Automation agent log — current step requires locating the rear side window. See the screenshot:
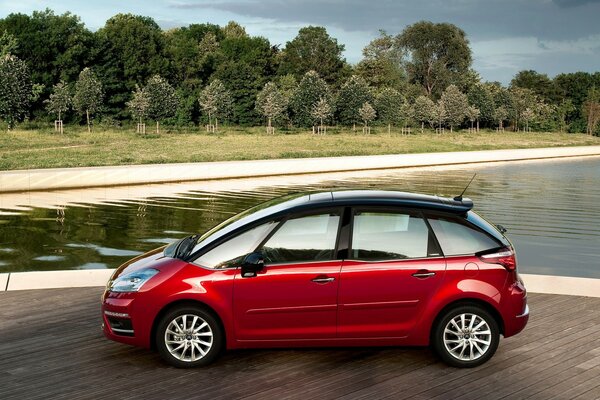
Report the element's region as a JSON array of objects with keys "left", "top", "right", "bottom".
[
  {"left": 351, "top": 212, "right": 430, "bottom": 260},
  {"left": 428, "top": 216, "right": 501, "bottom": 256},
  {"left": 261, "top": 212, "right": 340, "bottom": 264}
]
